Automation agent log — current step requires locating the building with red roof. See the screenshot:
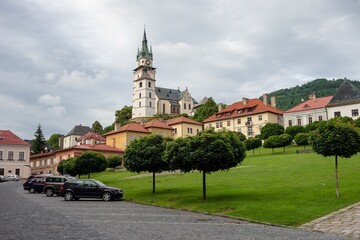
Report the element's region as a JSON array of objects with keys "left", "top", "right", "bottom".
[
  {"left": 167, "top": 116, "right": 203, "bottom": 138},
  {"left": 77, "top": 132, "right": 106, "bottom": 145},
  {"left": 283, "top": 94, "right": 332, "bottom": 128},
  {"left": 0, "top": 130, "right": 31, "bottom": 178},
  {"left": 203, "top": 97, "right": 283, "bottom": 138}
]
